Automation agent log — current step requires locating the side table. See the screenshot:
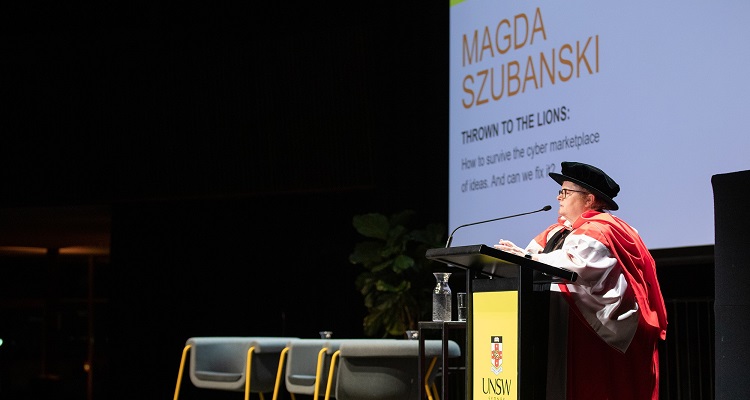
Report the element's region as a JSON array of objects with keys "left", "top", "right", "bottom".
[{"left": 418, "top": 321, "right": 466, "bottom": 400}]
